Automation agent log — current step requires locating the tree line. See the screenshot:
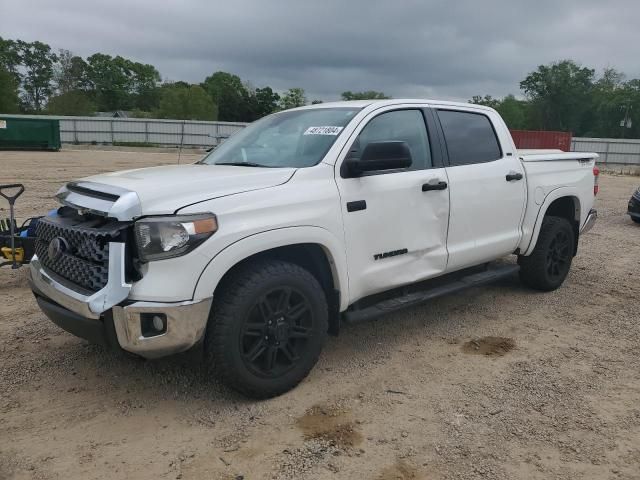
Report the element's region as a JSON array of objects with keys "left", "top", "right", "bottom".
[
  {"left": 471, "top": 60, "right": 640, "bottom": 138},
  {"left": 0, "top": 37, "right": 390, "bottom": 122},
  {"left": 1, "top": 37, "right": 638, "bottom": 138}
]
